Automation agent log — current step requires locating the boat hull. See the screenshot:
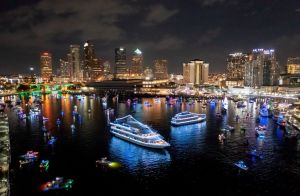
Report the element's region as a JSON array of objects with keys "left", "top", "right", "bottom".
[
  {"left": 110, "top": 130, "right": 169, "bottom": 149},
  {"left": 171, "top": 118, "right": 205, "bottom": 126}
]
